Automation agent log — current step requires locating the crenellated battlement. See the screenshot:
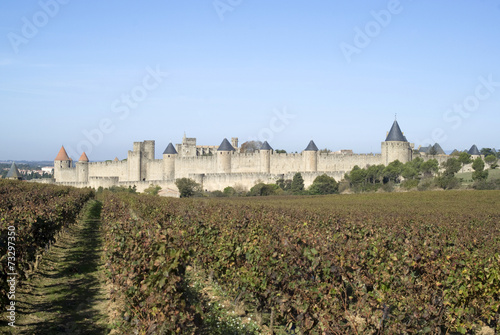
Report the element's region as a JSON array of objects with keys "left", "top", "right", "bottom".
[{"left": 52, "top": 120, "right": 425, "bottom": 194}]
